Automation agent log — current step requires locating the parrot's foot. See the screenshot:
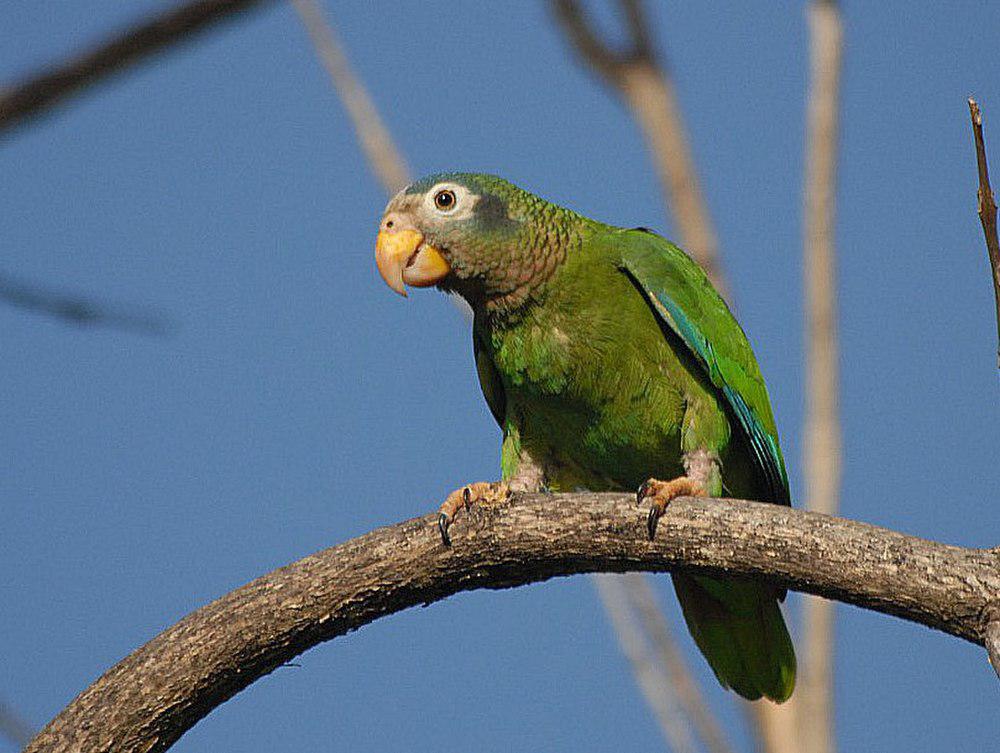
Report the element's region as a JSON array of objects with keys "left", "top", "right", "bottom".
[
  {"left": 637, "top": 476, "right": 705, "bottom": 541},
  {"left": 437, "top": 481, "right": 510, "bottom": 546}
]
